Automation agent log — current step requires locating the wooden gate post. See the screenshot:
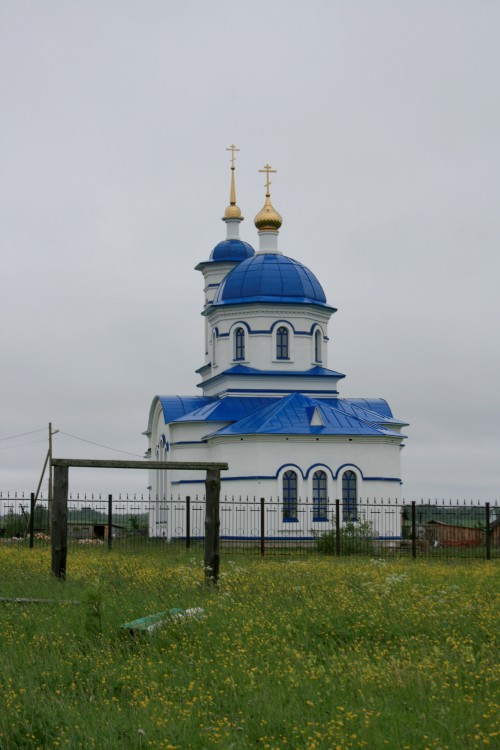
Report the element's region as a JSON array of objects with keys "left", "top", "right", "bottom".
[
  {"left": 107, "top": 494, "right": 113, "bottom": 551},
  {"left": 335, "top": 498, "right": 341, "bottom": 556},
  {"left": 411, "top": 501, "right": 417, "bottom": 559},
  {"left": 204, "top": 469, "right": 221, "bottom": 583},
  {"left": 485, "top": 502, "right": 491, "bottom": 561},
  {"left": 51, "top": 464, "right": 69, "bottom": 579},
  {"left": 260, "top": 497, "right": 265, "bottom": 556},
  {"left": 29, "top": 492, "right": 35, "bottom": 549},
  {"left": 186, "top": 496, "right": 191, "bottom": 550}
]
